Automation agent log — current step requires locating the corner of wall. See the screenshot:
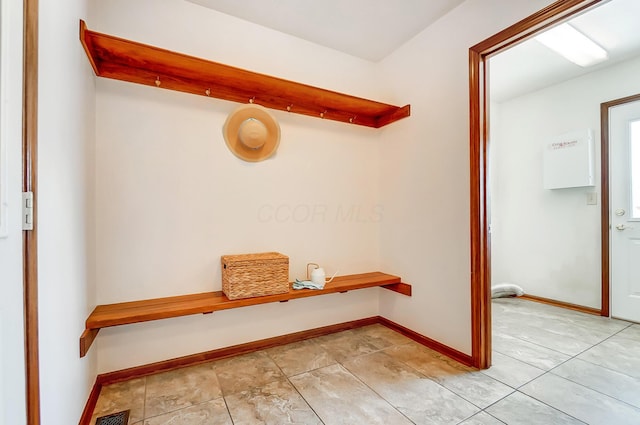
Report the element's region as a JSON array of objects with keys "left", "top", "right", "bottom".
[{"left": 38, "top": 0, "right": 98, "bottom": 423}]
